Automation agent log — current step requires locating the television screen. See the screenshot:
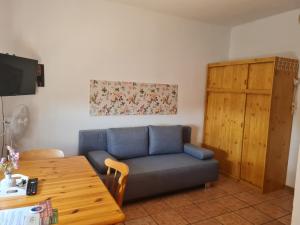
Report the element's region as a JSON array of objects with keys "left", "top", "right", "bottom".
[{"left": 0, "top": 54, "right": 38, "bottom": 96}]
